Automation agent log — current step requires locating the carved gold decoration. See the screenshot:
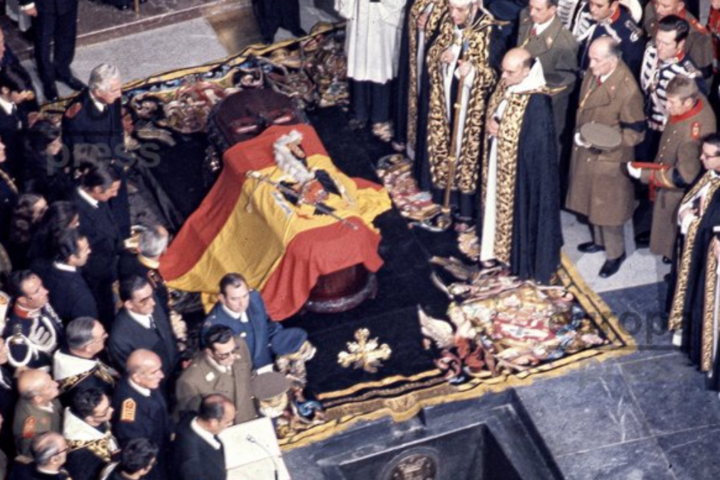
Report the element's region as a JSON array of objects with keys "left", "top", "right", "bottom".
[
  {"left": 480, "top": 85, "right": 532, "bottom": 265},
  {"left": 338, "top": 329, "right": 392, "bottom": 373},
  {"left": 427, "top": 12, "right": 498, "bottom": 194},
  {"left": 388, "top": 453, "right": 438, "bottom": 480}
]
